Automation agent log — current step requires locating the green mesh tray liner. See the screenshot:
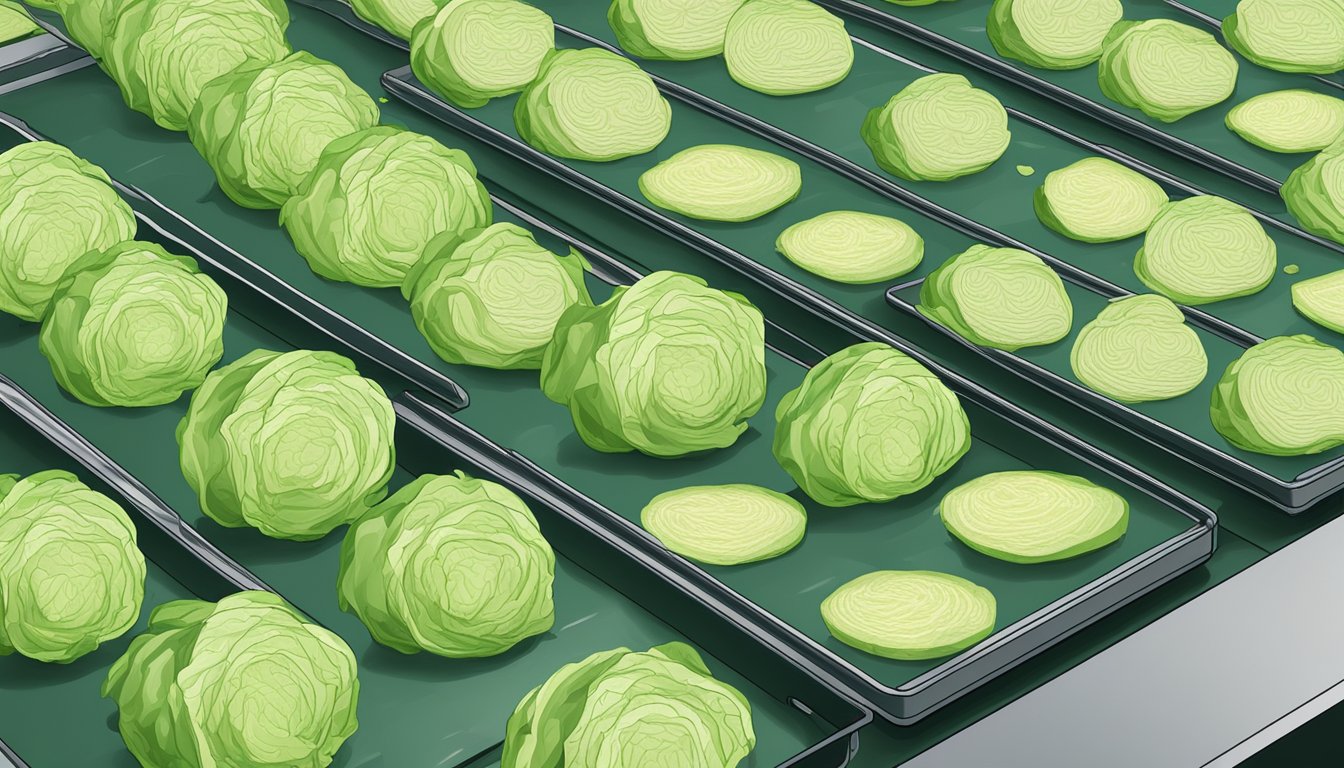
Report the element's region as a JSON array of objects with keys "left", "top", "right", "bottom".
[{"left": 813, "top": 0, "right": 1339, "bottom": 194}]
